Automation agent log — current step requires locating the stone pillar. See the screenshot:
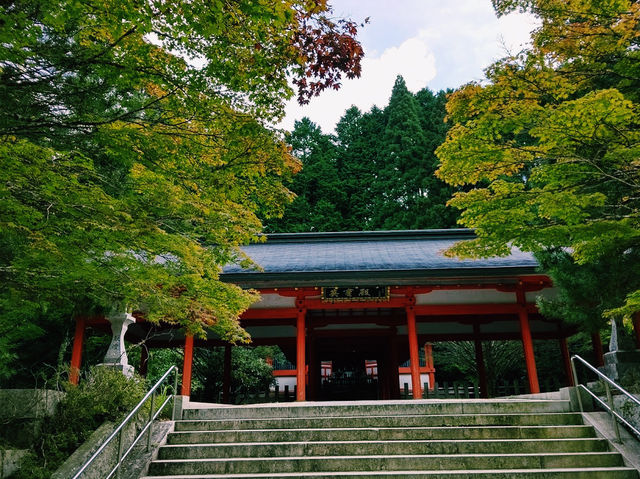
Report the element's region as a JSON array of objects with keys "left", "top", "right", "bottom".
[
  {"left": 98, "top": 308, "right": 135, "bottom": 377},
  {"left": 600, "top": 317, "right": 640, "bottom": 381}
]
